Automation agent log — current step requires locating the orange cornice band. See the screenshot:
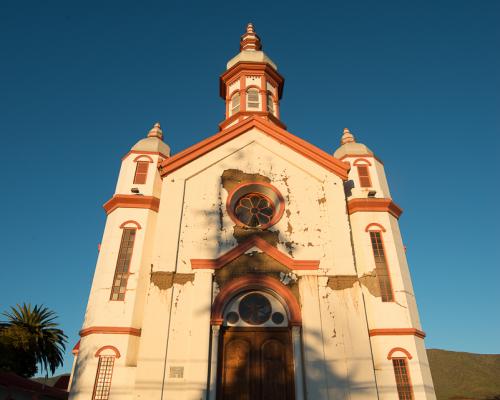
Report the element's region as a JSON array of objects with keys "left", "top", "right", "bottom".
[
  {"left": 79, "top": 326, "right": 142, "bottom": 337},
  {"left": 160, "top": 117, "right": 350, "bottom": 180},
  {"left": 220, "top": 62, "right": 284, "bottom": 99},
  {"left": 347, "top": 198, "right": 403, "bottom": 219},
  {"left": 191, "top": 236, "right": 319, "bottom": 271},
  {"left": 103, "top": 195, "right": 160, "bottom": 215},
  {"left": 369, "top": 328, "right": 426, "bottom": 339}
]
